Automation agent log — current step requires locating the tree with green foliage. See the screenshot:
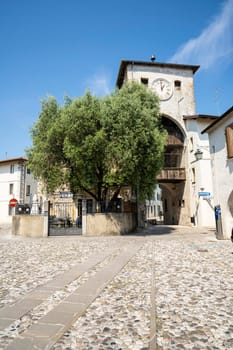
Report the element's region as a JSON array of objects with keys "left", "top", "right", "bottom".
[{"left": 27, "top": 82, "right": 167, "bottom": 211}]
